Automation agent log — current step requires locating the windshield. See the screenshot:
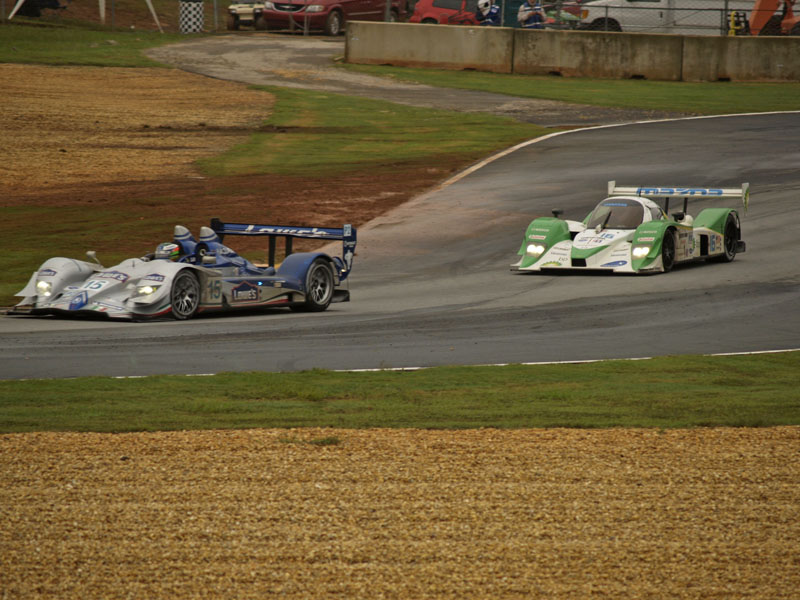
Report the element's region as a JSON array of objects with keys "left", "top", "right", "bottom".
[{"left": 586, "top": 200, "right": 645, "bottom": 230}]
